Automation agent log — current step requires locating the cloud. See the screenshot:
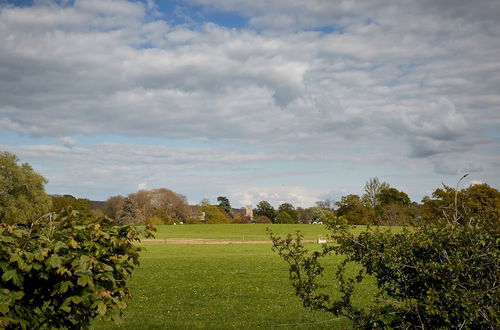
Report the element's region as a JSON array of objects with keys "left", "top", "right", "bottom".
[
  {"left": 59, "top": 136, "right": 77, "bottom": 148},
  {"left": 0, "top": 0, "right": 499, "bottom": 202}
]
